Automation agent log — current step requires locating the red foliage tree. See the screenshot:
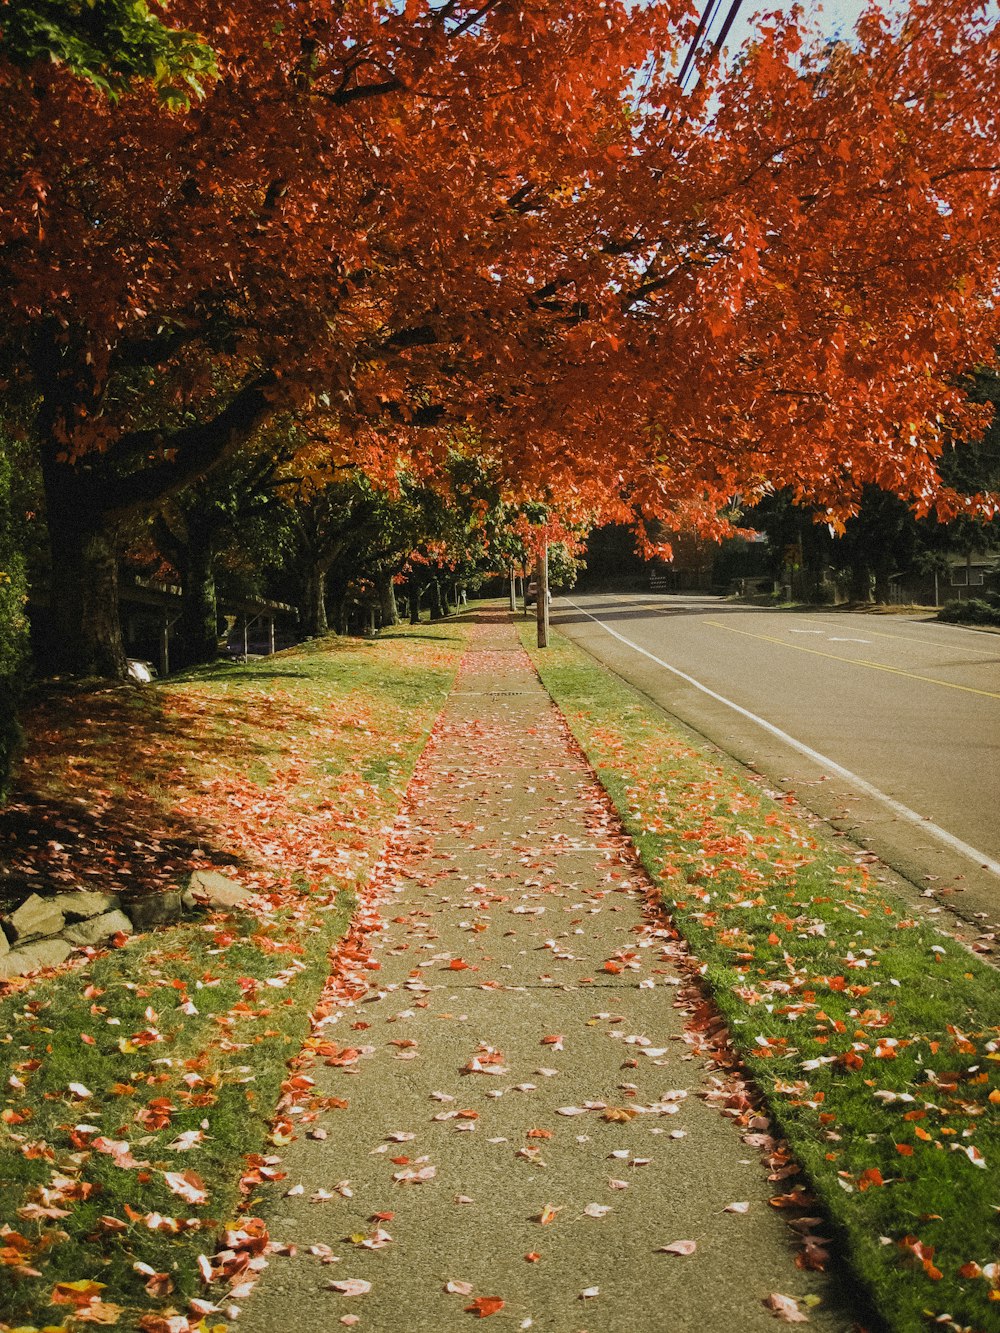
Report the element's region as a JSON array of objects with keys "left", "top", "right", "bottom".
[{"left": 1, "top": 0, "right": 997, "bottom": 674}]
